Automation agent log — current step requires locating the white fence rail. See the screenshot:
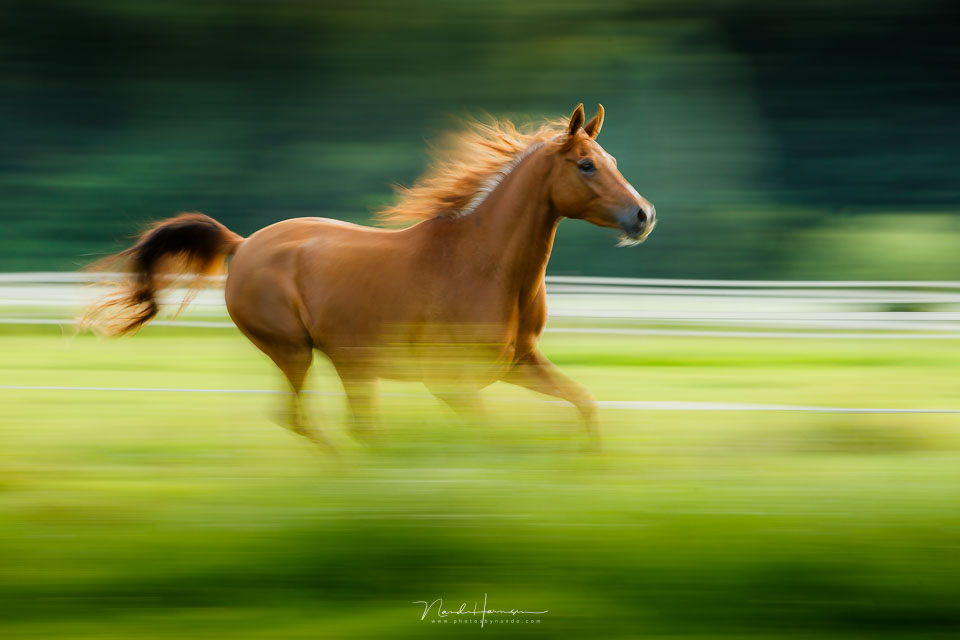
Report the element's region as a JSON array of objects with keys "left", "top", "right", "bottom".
[{"left": 2, "top": 273, "right": 960, "bottom": 337}]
